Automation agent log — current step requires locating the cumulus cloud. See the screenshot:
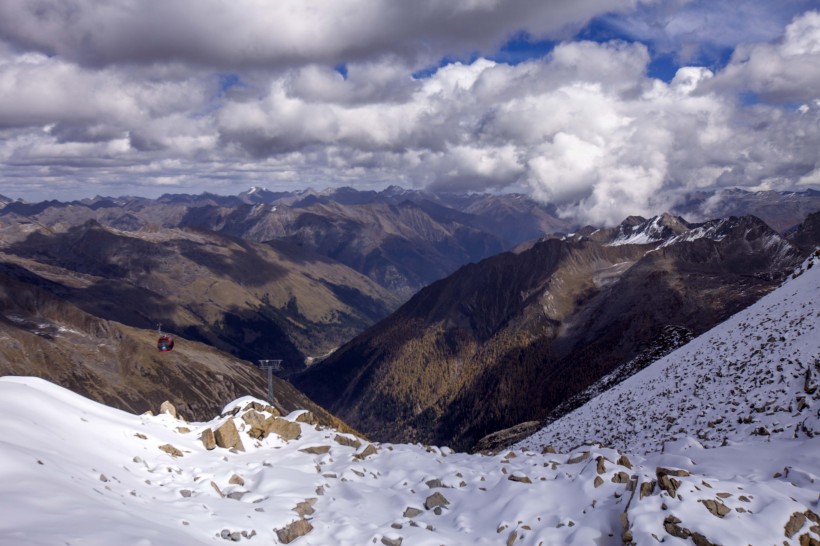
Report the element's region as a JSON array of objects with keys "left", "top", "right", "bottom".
[
  {"left": 0, "top": 0, "right": 634, "bottom": 69},
  {"left": 0, "top": 2, "right": 818, "bottom": 225},
  {"left": 707, "top": 10, "right": 820, "bottom": 103},
  {"left": 212, "top": 36, "right": 819, "bottom": 224},
  {"left": 600, "top": 0, "right": 814, "bottom": 64}
]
